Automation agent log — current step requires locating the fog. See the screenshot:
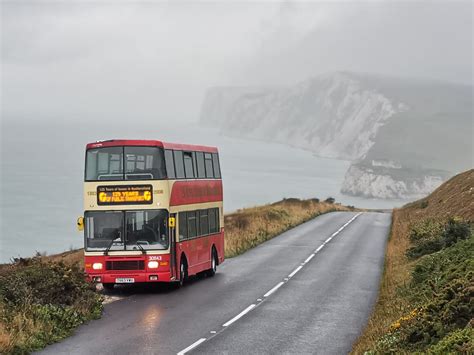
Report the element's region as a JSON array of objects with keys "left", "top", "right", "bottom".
[{"left": 1, "top": 0, "right": 472, "bottom": 124}]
